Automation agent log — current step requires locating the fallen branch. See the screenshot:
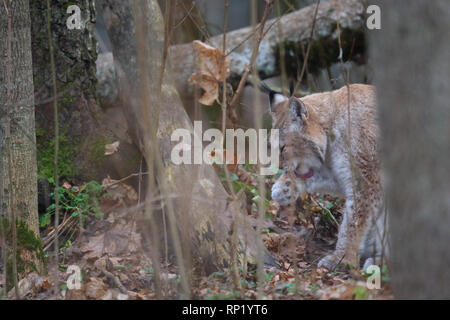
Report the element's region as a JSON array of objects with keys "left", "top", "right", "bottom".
[
  {"left": 96, "top": 0, "right": 365, "bottom": 104},
  {"left": 42, "top": 216, "right": 78, "bottom": 252},
  {"left": 98, "top": 267, "right": 128, "bottom": 294}
]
